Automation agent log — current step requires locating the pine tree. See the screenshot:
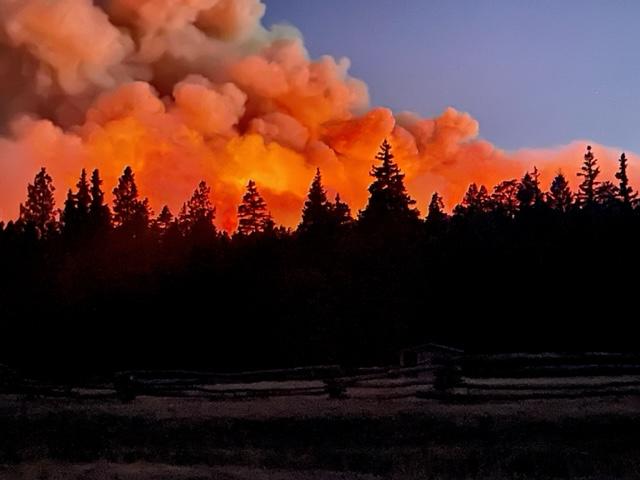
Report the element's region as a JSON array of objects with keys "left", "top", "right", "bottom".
[
  {"left": 112, "top": 166, "right": 151, "bottom": 230},
  {"left": 179, "top": 180, "right": 216, "bottom": 235},
  {"left": 61, "top": 188, "right": 79, "bottom": 234},
  {"left": 76, "top": 168, "right": 91, "bottom": 222},
  {"left": 62, "top": 169, "right": 93, "bottom": 237},
  {"left": 548, "top": 172, "right": 573, "bottom": 213},
  {"left": 454, "top": 183, "right": 491, "bottom": 217},
  {"left": 576, "top": 145, "right": 600, "bottom": 207},
  {"left": 517, "top": 167, "right": 543, "bottom": 209},
  {"left": 615, "top": 152, "right": 637, "bottom": 208},
  {"left": 19, "top": 167, "right": 57, "bottom": 236},
  {"left": 359, "top": 139, "right": 419, "bottom": 225},
  {"left": 153, "top": 205, "right": 174, "bottom": 234},
  {"left": 89, "top": 169, "right": 112, "bottom": 232},
  {"left": 330, "top": 193, "right": 353, "bottom": 229},
  {"left": 426, "top": 192, "right": 447, "bottom": 224},
  {"left": 298, "top": 168, "right": 332, "bottom": 235},
  {"left": 491, "top": 179, "right": 520, "bottom": 217},
  {"left": 237, "top": 180, "right": 273, "bottom": 235},
  {"left": 595, "top": 181, "right": 619, "bottom": 207}
]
